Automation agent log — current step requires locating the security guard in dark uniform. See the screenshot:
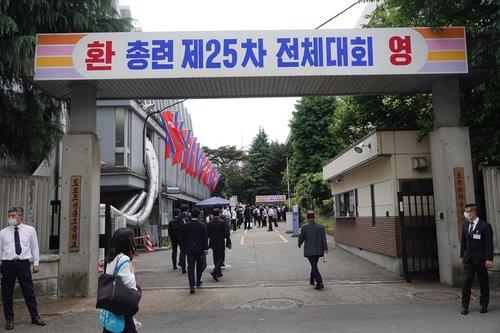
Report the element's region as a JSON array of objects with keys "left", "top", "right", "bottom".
[{"left": 460, "top": 203, "right": 494, "bottom": 315}]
